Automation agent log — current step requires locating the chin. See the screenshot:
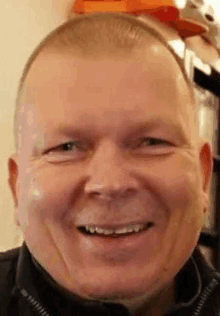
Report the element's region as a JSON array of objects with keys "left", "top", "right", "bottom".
[{"left": 76, "top": 276, "right": 155, "bottom": 303}]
